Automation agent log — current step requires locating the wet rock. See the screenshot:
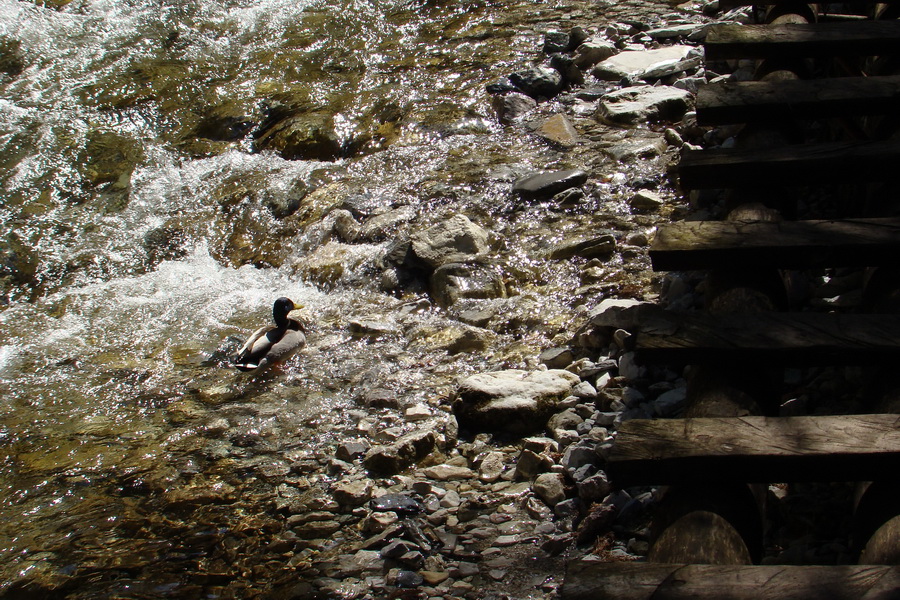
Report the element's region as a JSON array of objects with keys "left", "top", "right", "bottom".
[
  {"left": 143, "top": 226, "right": 188, "bottom": 266},
  {"left": 492, "top": 92, "right": 538, "bottom": 124},
  {"left": 429, "top": 262, "right": 506, "bottom": 308},
  {"left": 356, "top": 205, "right": 416, "bottom": 242},
  {"left": 535, "top": 113, "right": 579, "bottom": 148},
  {"left": 255, "top": 111, "right": 343, "bottom": 161},
  {"left": 453, "top": 369, "right": 581, "bottom": 434},
  {"left": 395, "top": 570, "right": 424, "bottom": 588},
  {"left": 0, "top": 233, "right": 38, "bottom": 286},
  {"left": 574, "top": 38, "right": 616, "bottom": 69},
  {"left": 549, "top": 234, "right": 616, "bottom": 260},
  {"left": 370, "top": 493, "right": 424, "bottom": 516},
  {"left": 513, "top": 169, "right": 588, "bottom": 201},
  {"left": 606, "top": 136, "right": 667, "bottom": 162},
  {"left": 336, "top": 440, "right": 370, "bottom": 462},
  {"left": 509, "top": 65, "right": 564, "bottom": 99},
  {"left": 597, "top": 85, "right": 693, "bottom": 126},
  {"left": 562, "top": 442, "right": 602, "bottom": 474},
  {"left": 0, "top": 37, "right": 25, "bottom": 78},
  {"left": 630, "top": 189, "right": 664, "bottom": 213},
  {"left": 195, "top": 102, "right": 256, "bottom": 142},
  {"left": 363, "top": 430, "right": 436, "bottom": 476},
  {"left": 550, "top": 54, "right": 584, "bottom": 86},
  {"left": 421, "top": 570, "right": 450, "bottom": 585},
  {"left": 361, "top": 388, "right": 401, "bottom": 409},
  {"left": 540, "top": 347, "right": 574, "bottom": 369},
  {"left": 533, "top": 472, "right": 566, "bottom": 507},
  {"left": 543, "top": 31, "right": 572, "bottom": 54},
  {"left": 478, "top": 451, "right": 507, "bottom": 483},
  {"left": 423, "top": 463, "right": 475, "bottom": 481},
  {"left": 411, "top": 214, "right": 489, "bottom": 268},
  {"left": 515, "top": 449, "right": 554, "bottom": 480},
  {"left": 591, "top": 45, "right": 696, "bottom": 81},
  {"left": 332, "top": 478, "right": 374, "bottom": 506},
  {"left": 80, "top": 130, "right": 143, "bottom": 192},
  {"left": 404, "top": 404, "right": 432, "bottom": 421}
]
